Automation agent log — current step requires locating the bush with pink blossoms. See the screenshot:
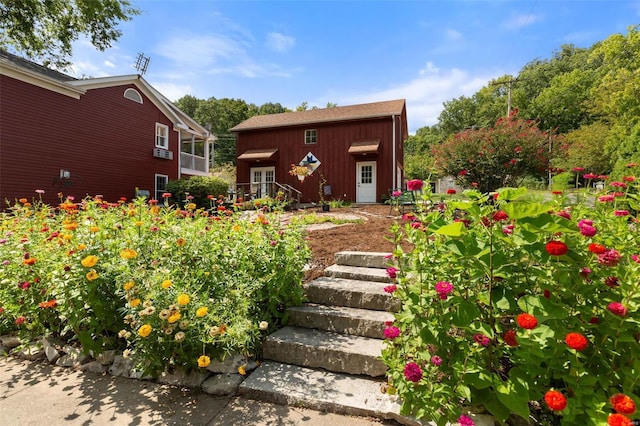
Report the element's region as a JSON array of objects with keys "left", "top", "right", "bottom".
[{"left": 382, "top": 182, "right": 639, "bottom": 425}]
